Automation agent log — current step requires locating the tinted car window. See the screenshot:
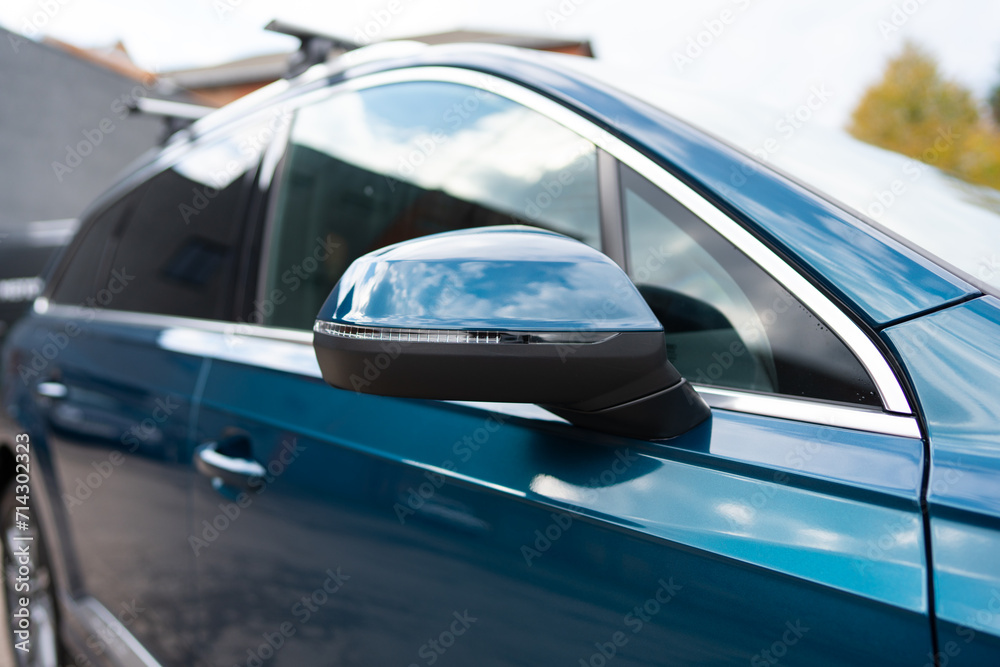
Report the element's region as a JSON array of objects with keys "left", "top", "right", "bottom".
[
  {"left": 49, "top": 186, "right": 145, "bottom": 306},
  {"left": 261, "top": 81, "right": 601, "bottom": 329},
  {"left": 102, "top": 128, "right": 268, "bottom": 320},
  {"left": 622, "top": 164, "right": 880, "bottom": 407},
  {"left": 51, "top": 121, "right": 271, "bottom": 319}
]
